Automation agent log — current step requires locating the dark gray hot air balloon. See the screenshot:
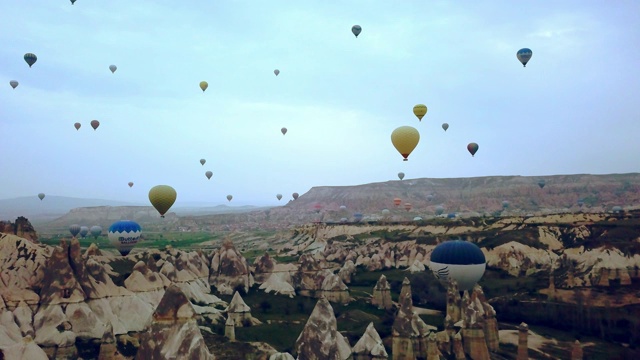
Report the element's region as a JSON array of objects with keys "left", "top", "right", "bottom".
[
  {"left": 69, "top": 224, "right": 81, "bottom": 238},
  {"left": 352, "top": 25, "right": 362, "bottom": 38},
  {"left": 79, "top": 226, "right": 89, "bottom": 238},
  {"left": 90, "top": 226, "right": 102, "bottom": 239}
]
